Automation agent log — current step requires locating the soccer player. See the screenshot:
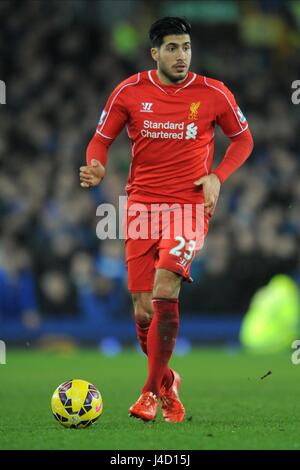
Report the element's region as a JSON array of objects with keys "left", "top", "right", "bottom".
[{"left": 80, "top": 17, "right": 253, "bottom": 422}]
